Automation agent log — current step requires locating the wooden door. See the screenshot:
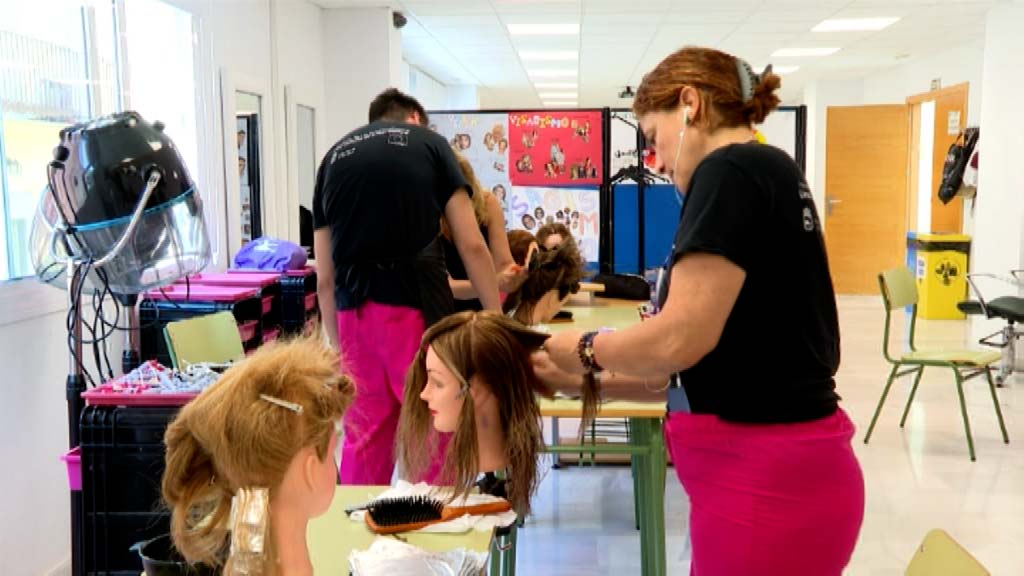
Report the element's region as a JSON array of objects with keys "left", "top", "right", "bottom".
[
  {"left": 824, "top": 105, "right": 910, "bottom": 294},
  {"left": 925, "top": 84, "right": 968, "bottom": 233}
]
